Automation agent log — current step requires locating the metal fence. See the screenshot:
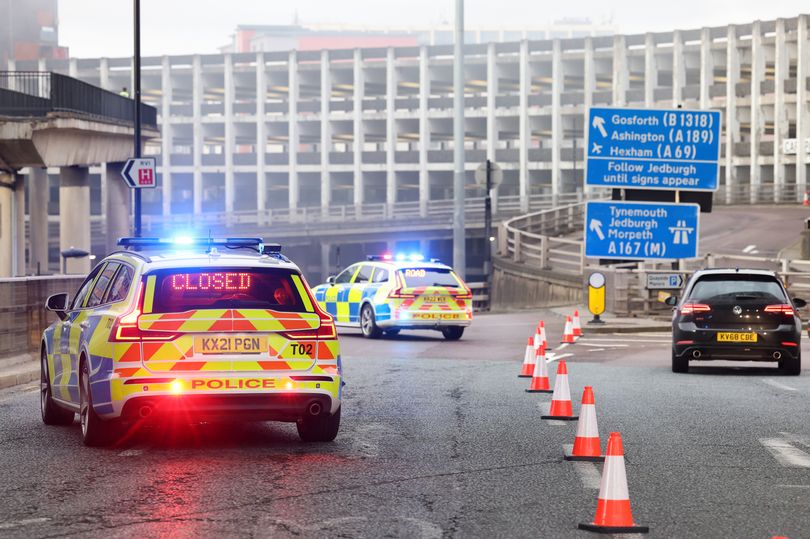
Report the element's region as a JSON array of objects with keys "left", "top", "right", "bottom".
[{"left": 0, "top": 71, "right": 157, "bottom": 128}]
